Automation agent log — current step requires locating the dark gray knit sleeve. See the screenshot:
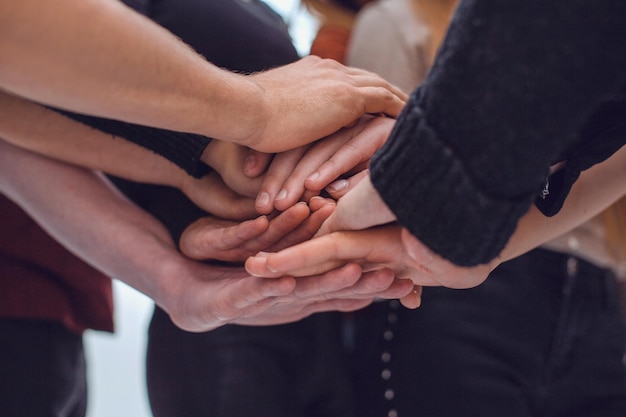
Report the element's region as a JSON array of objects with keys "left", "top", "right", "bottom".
[
  {"left": 370, "top": 95, "right": 534, "bottom": 267},
  {"left": 370, "top": 0, "right": 626, "bottom": 266},
  {"left": 56, "top": 110, "right": 212, "bottom": 178}
]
